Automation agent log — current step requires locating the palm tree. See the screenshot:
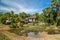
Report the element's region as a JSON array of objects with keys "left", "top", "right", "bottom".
[
  {"left": 51, "top": 0, "right": 60, "bottom": 25},
  {"left": 43, "top": 7, "right": 53, "bottom": 25}
]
